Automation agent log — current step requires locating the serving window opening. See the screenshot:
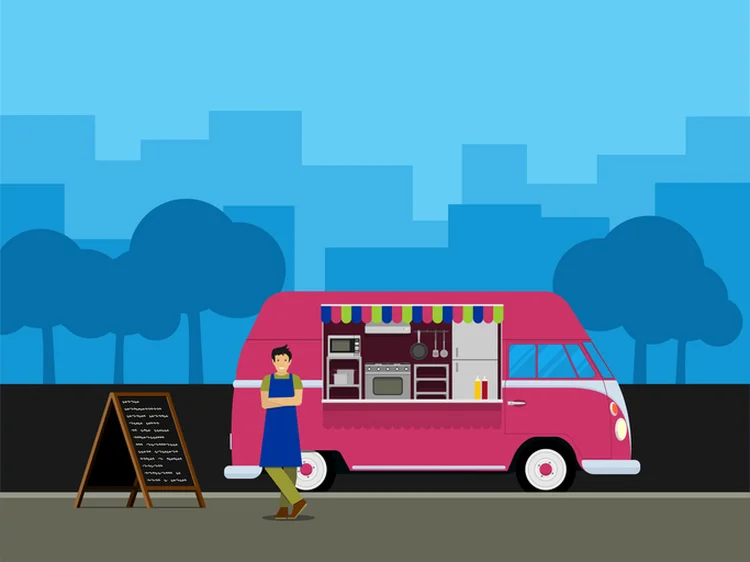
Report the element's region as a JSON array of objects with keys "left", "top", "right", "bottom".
[{"left": 321, "top": 304, "right": 503, "bottom": 403}]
